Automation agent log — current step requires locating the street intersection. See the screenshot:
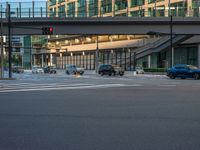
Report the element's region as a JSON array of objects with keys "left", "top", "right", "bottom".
[{"left": 0, "top": 71, "right": 200, "bottom": 150}]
